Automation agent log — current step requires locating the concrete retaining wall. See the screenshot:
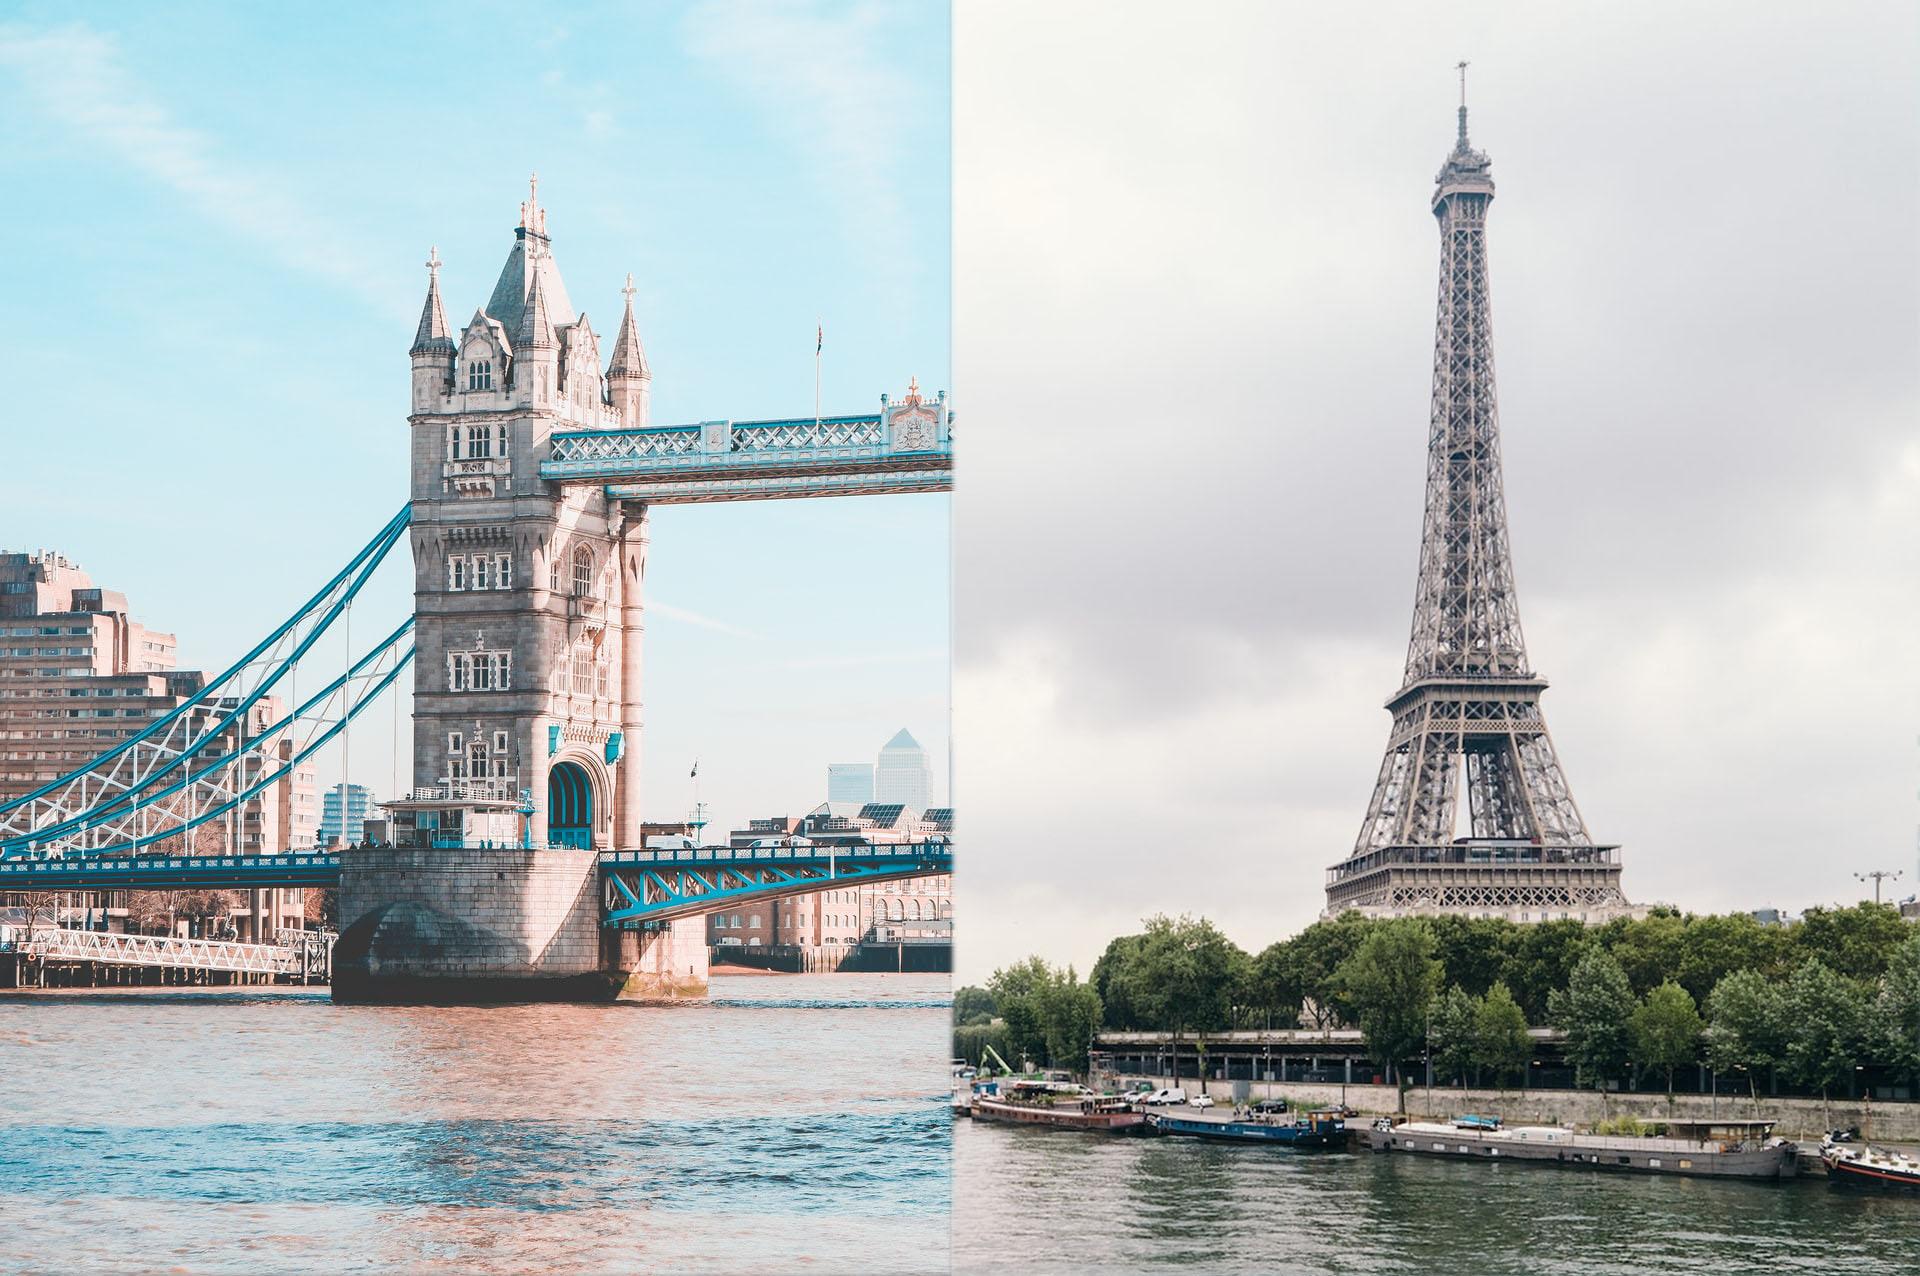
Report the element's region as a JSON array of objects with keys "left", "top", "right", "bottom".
[{"left": 1122, "top": 1075, "right": 1920, "bottom": 1142}]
